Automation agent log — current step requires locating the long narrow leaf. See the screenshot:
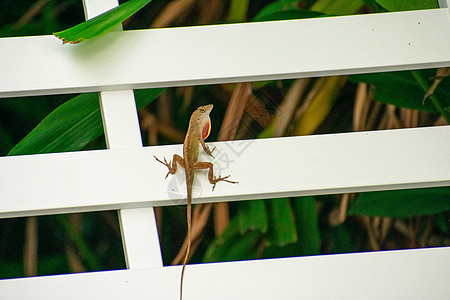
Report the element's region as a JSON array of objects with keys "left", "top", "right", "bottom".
[
  {"left": 53, "top": 0, "right": 152, "bottom": 44},
  {"left": 265, "top": 198, "right": 298, "bottom": 247},
  {"left": 294, "top": 196, "right": 321, "bottom": 255},
  {"left": 8, "top": 88, "right": 165, "bottom": 156},
  {"left": 203, "top": 216, "right": 261, "bottom": 263},
  {"left": 238, "top": 200, "right": 268, "bottom": 234}
]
